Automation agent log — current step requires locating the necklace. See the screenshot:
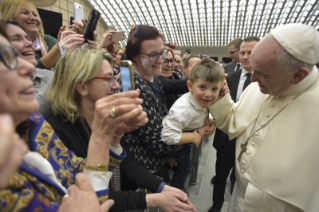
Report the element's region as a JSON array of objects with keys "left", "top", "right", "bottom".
[{"left": 237, "top": 74, "right": 319, "bottom": 161}]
